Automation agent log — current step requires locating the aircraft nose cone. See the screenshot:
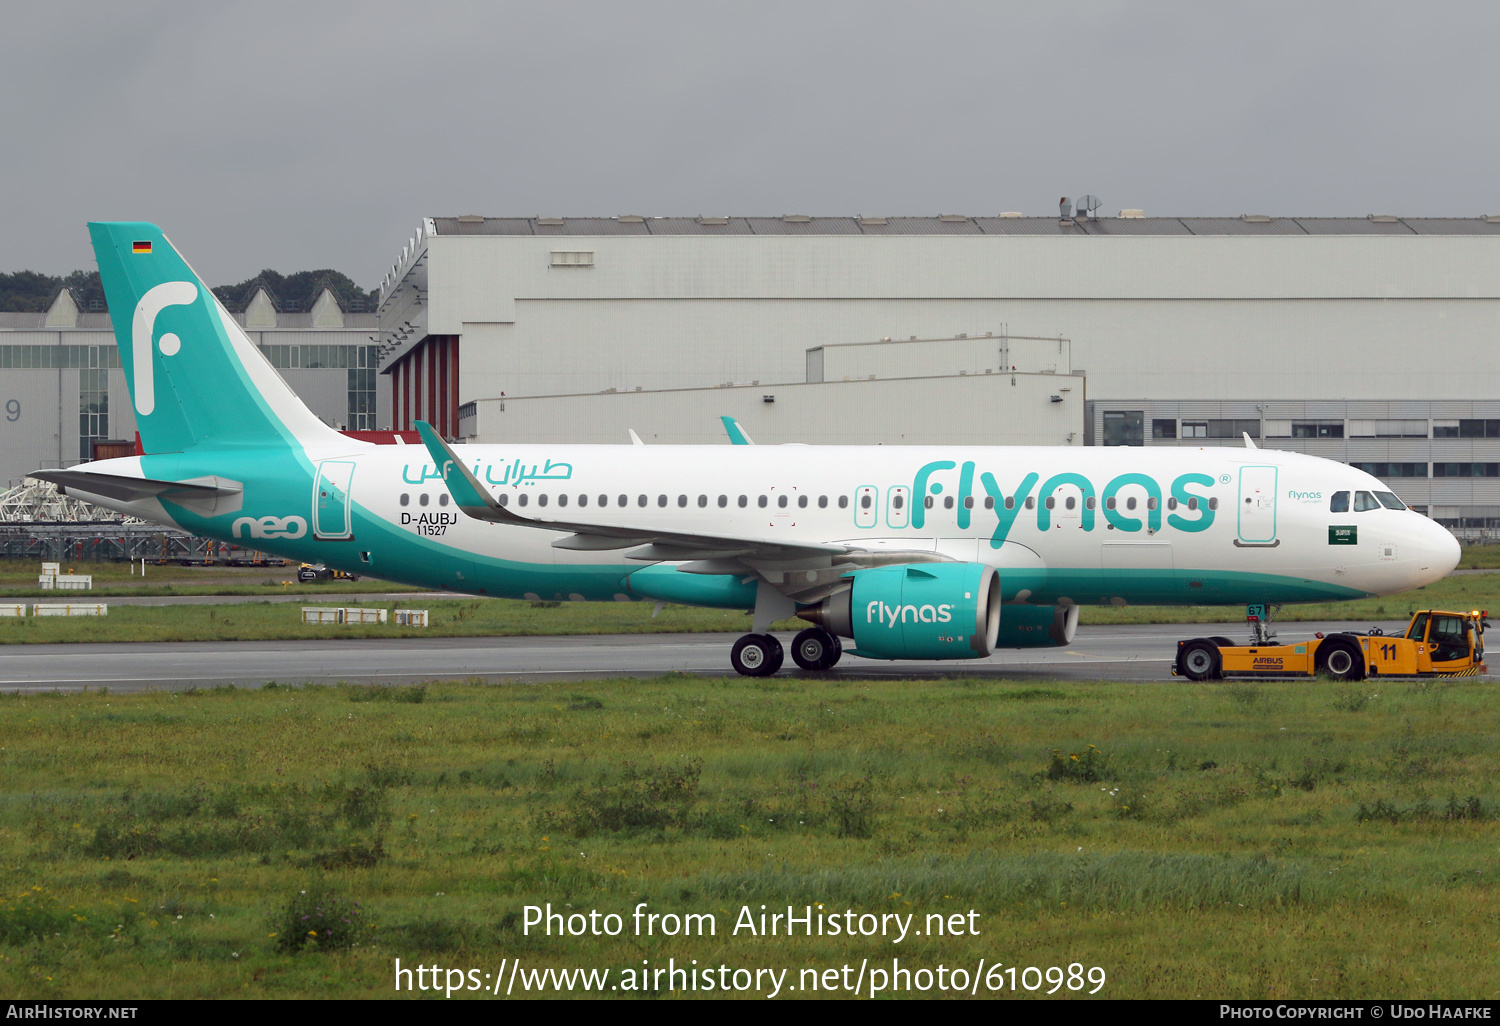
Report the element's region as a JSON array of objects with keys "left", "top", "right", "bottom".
[{"left": 1422, "top": 518, "right": 1461, "bottom": 579}]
